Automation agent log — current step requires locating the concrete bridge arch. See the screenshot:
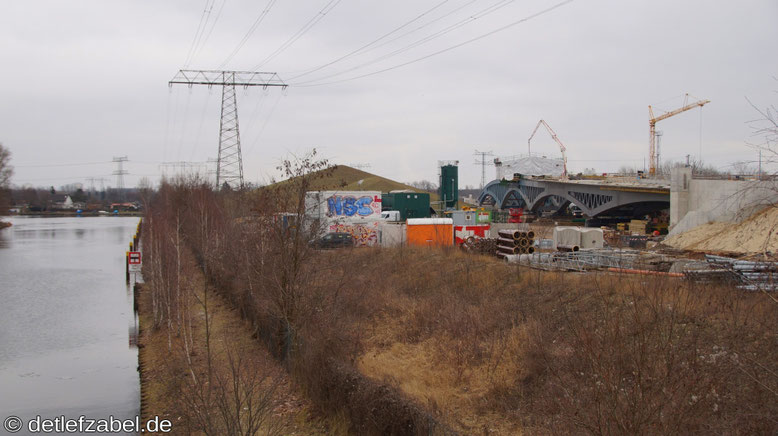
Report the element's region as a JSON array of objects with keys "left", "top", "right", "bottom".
[{"left": 477, "top": 179, "right": 670, "bottom": 217}]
